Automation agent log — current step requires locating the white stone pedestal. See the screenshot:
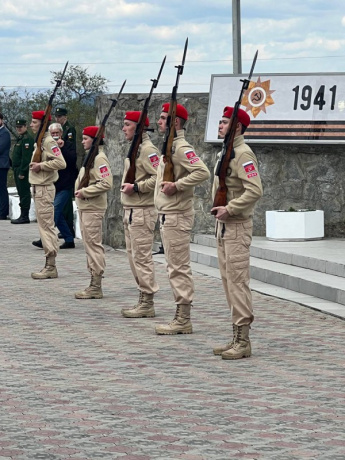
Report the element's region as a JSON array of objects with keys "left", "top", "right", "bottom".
[
  {"left": 8, "top": 188, "right": 36, "bottom": 222},
  {"left": 8, "top": 187, "right": 81, "bottom": 239},
  {"left": 266, "top": 210, "right": 324, "bottom": 241},
  {"left": 73, "top": 202, "right": 82, "bottom": 239}
]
